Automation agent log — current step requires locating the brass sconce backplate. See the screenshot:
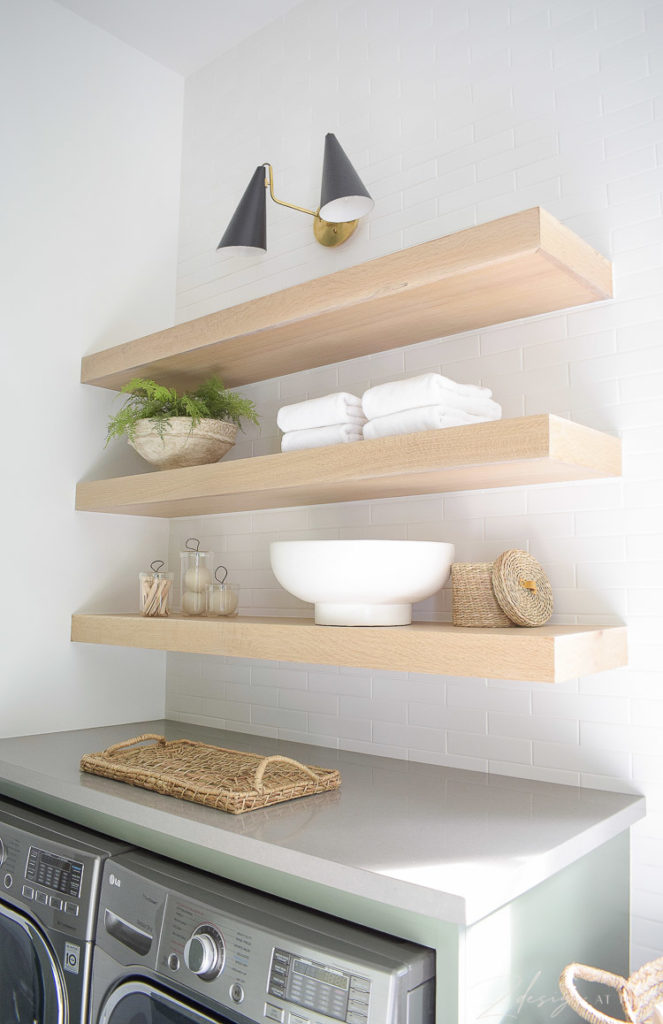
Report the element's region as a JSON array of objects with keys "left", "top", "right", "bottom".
[{"left": 313, "top": 214, "right": 359, "bottom": 247}]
